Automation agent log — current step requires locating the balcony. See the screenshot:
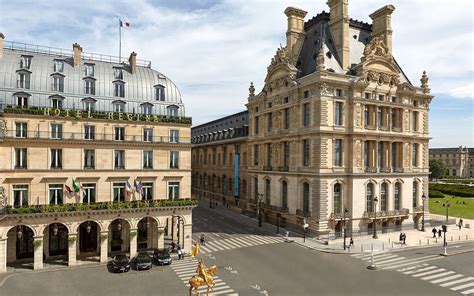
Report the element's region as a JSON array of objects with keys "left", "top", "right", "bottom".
[
  {"left": 329, "top": 212, "right": 350, "bottom": 220},
  {"left": 392, "top": 127, "right": 402, "bottom": 132},
  {"left": 296, "top": 209, "right": 311, "bottom": 218},
  {"left": 260, "top": 203, "right": 289, "bottom": 214},
  {"left": 393, "top": 167, "right": 404, "bottom": 173},
  {"left": 362, "top": 208, "right": 409, "bottom": 219},
  {"left": 278, "top": 165, "right": 289, "bottom": 172},
  {"left": 413, "top": 206, "right": 424, "bottom": 213},
  {"left": 263, "top": 165, "right": 273, "bottom": 171},
  {"left": 365, "top": 167, "right": 378, "bottom": 173},
  {"left": 380, "top": 167, "right": 392, "bottom": 173}
]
